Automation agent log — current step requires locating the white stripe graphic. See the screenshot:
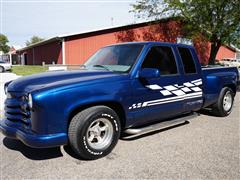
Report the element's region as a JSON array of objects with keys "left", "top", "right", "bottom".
[
  {"left": 146, "top": 94, "right": 202, "bottom": 106},
  {"left": 181, "top": 91, "right": 202, "bottom": 98},
  {"left": 147, "top": 98, "right": 186, "bottom": 106},
  {"left": 191, "top": 79, "right": 202, "bottom": 83},
  {"left": 142, "top": 92, "right": 202, "bottom": 107},
  {"left": 184, "top": 94, "right": 202, "bottom": 99}
]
